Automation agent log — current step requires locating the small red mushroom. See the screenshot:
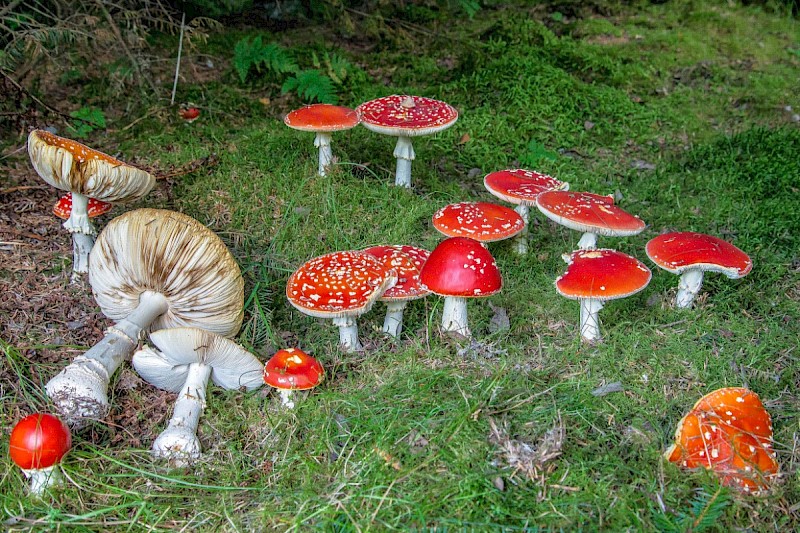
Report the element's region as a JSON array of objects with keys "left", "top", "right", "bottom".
[
  {"left": 9, "top": 413, "right": 72, "bottom": 495},
  {"left": 432, "top": 202, "right": 525, "bottom": 244},
  {"left": 284, "top": 104, "right": 359, "bottom": 176},
  {"left": 53, "top": 192, "right": 113, "bottom": 220},
  {"left": 263, "top": 348, "right": 324, "bottom": 408},
  {"left": 179, "top": 106, "right": 201, "bottom": 123}
]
